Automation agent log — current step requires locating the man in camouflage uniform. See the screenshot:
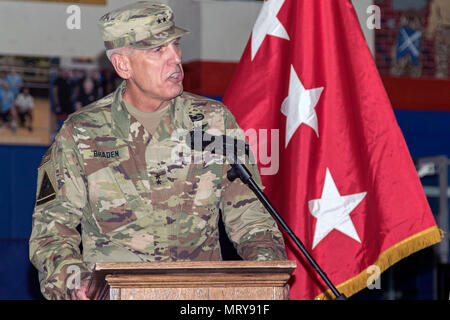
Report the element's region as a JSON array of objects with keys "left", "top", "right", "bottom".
[{"left": 29, "top": 1, "right": 286, "bottom": 300}]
